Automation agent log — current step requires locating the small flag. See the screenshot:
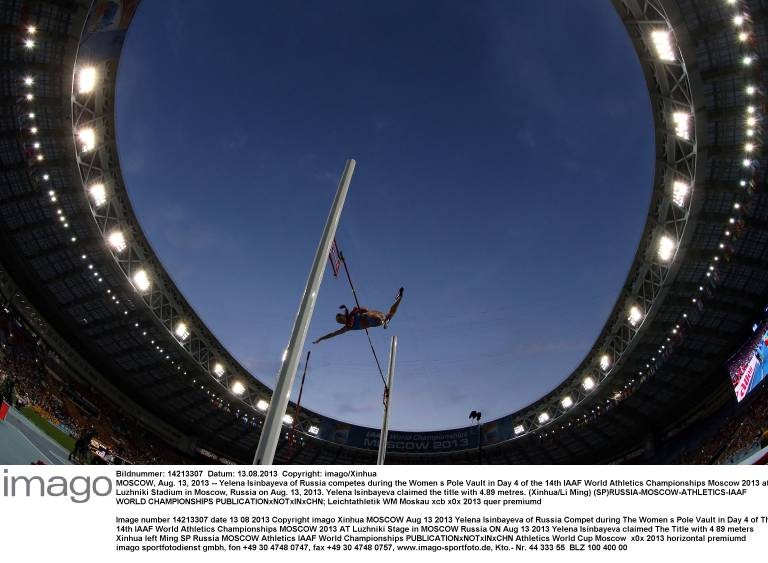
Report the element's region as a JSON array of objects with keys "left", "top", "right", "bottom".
[{"left": 328, "top": 240, "right": 341, "bottom": 278}]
